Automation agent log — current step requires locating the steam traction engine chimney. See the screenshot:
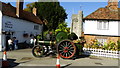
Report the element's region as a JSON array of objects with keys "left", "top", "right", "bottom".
[{"left": 16, "top": 0, "right": 24, "bottom": 17}]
